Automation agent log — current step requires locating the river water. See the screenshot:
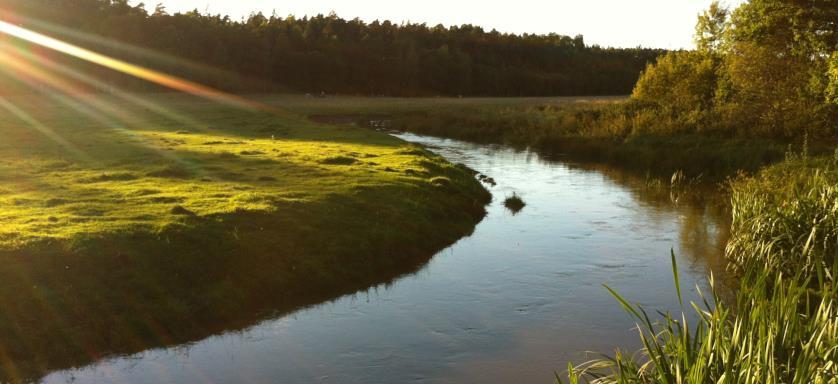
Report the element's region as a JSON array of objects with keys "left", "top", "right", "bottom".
[{"left": 43, "top": 133, "right": 731, "bottom": 383}]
